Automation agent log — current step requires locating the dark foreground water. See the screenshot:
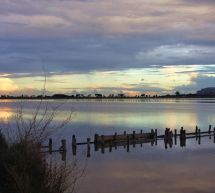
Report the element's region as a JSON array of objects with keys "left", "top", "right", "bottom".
[{"left": 1, "top": 98, "right": 215, "bottom": 193}]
